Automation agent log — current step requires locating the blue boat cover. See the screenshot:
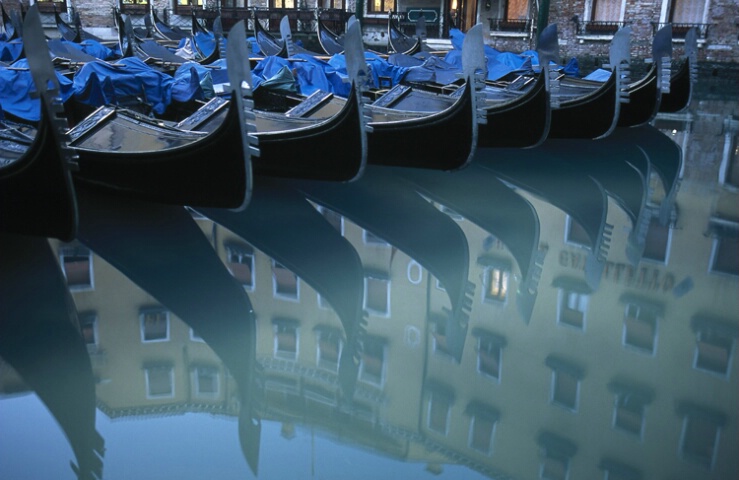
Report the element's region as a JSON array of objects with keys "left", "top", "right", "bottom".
[
  {"left": 582, "top": 67, "right": 610, "bottom": 82},
  {"left": 0, "top": 39, "right": 22, "bottom": 62},
  {"left": 0, "top": 59, "right": 74, "bottom": 121},
  {"left": 72, "top": 57, "right": 174, "bottom": 114},
  {"left": 60, "top": 38, "right": 117, "bottom": 61}
]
